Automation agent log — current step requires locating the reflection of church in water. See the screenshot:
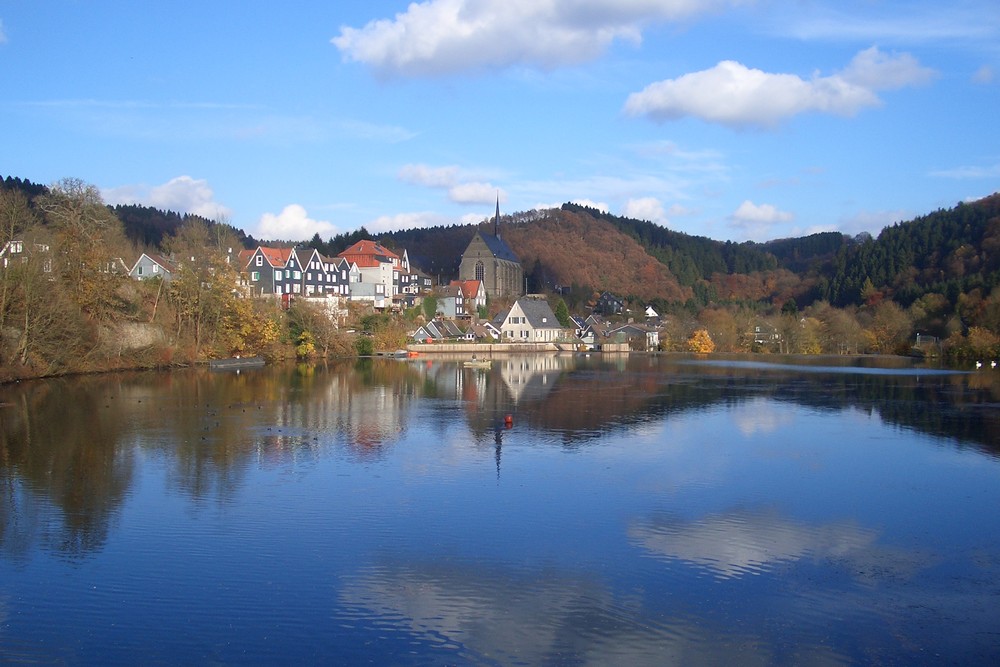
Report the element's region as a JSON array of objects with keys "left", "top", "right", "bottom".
[{"left": 453, "top": 354, "right": 575, "bottom": 478}]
